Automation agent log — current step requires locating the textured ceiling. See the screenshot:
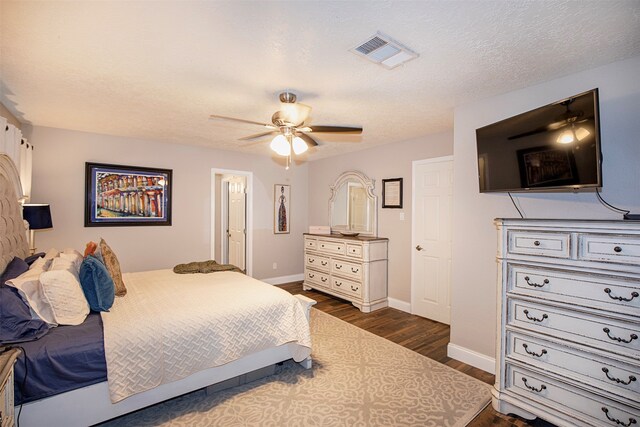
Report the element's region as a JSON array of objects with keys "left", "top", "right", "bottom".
[{"left": 1, "top": 1, "right": 640, "bottom": 160}]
